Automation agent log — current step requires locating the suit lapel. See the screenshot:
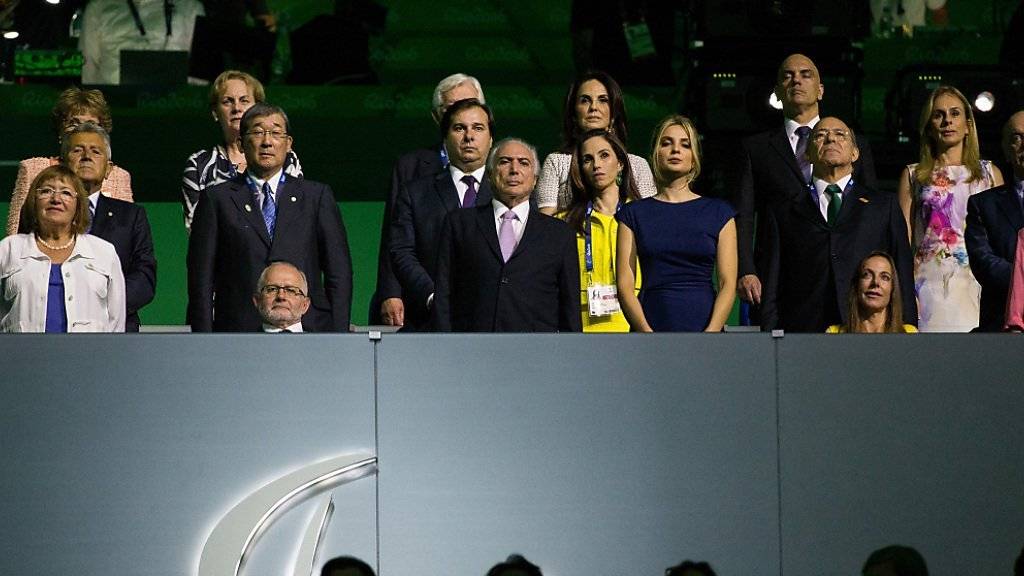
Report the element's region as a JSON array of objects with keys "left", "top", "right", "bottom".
[
  {"left": 272, "top": 178, "right": 302, "bottom": 239},
  {"left": 834, "top": 182, "right": 865, "bottom": 227},
  {"left": 770, "top": 128, "right": 806, "bottom": 186},
  {"left": 90, "top": 194, "right": 112, "bottom": 236},
  {"left": 476, "top": 175, "right": 494, "bottom": 206},
  {"left": 507, "top": 208, "right": 540, "bottom": 261},
  {"left": 229, "top": 176, "right": 272, "bottom": 247},
  {"left": 475, "top": 204, "right": 503, "bottom": 261},
  {"left": 995, "top": 185, "right": 1024, "bottom": 231},
  {"left": 433, "top": 173, "right": 460, "bottom": 212}
]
